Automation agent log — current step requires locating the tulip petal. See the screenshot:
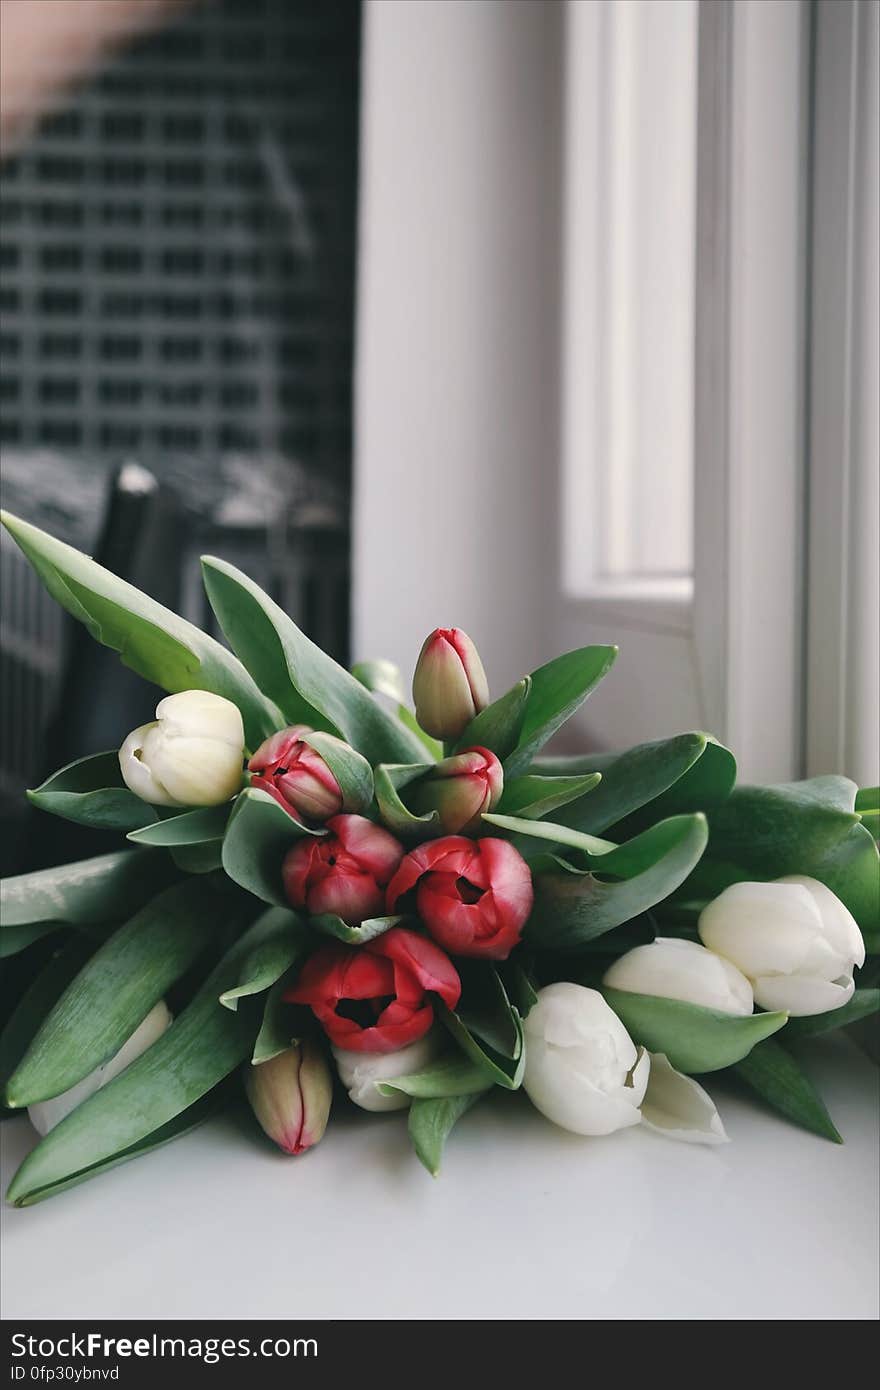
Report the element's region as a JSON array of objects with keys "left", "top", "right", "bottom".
[
  {"left": 119, "top": 724, "right": 180, "bottom": 806},
  {"left": 698, "top": 881, "right": 825, "bottom": 975},
  {"left": 777, "top": 875, "right": 866, "bottom": 969},
  {"left": 640, "top": 1052, "right": 728, "bottom": 1145},
  {"left": 752, "top": 972, "right": 855, "bottom": 1016},
  {"left": 368, "top": 927, "right": 462, "bottom": 1009},
  {"left": 603, "top": 938, "right": 754, "bottom": 1017},
  {"left": 330, "top": 815, "right": 404, "bottom": 883}
]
